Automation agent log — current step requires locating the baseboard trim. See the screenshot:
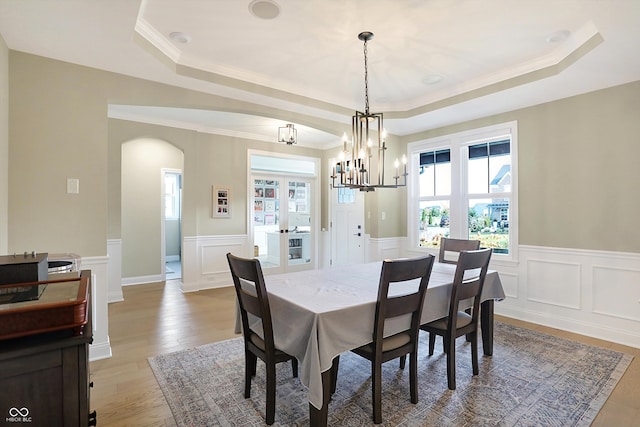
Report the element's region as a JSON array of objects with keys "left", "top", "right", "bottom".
[
  {"left": 89, "top": 337, "right": 112, "bottom": 361},
  {"left": 121, "top": 274, "right": 164, "bottom": 286},
  {"left": 496, "top": 305, "right": 640, "bottom": 349}
]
